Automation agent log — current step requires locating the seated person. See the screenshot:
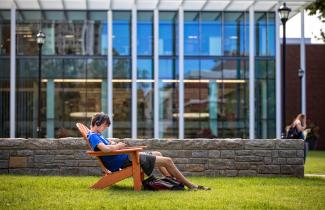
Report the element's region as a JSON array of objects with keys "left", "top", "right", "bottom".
[{"left": 87, "top": 112, "right": 210, "bottom": 191}]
